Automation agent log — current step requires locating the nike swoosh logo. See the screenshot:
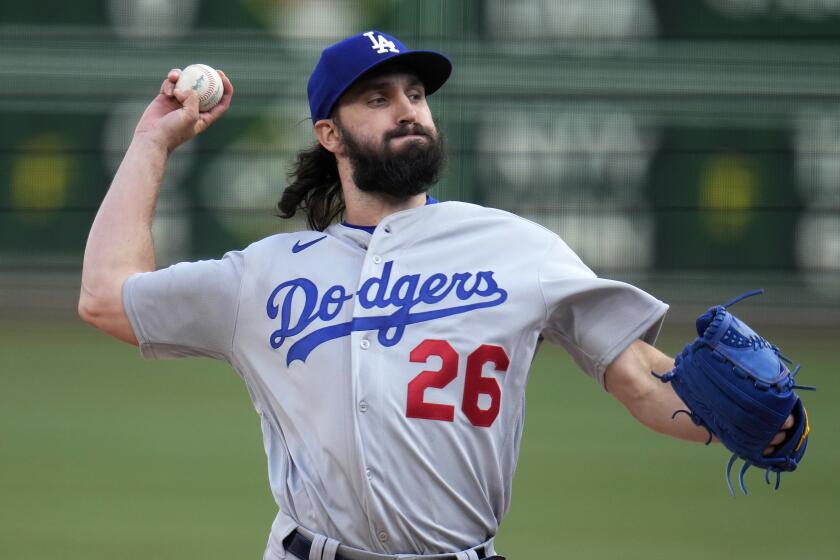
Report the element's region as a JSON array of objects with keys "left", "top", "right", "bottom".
[{"left": 292, "top": 235, "right": 327, "bottom": 253}]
